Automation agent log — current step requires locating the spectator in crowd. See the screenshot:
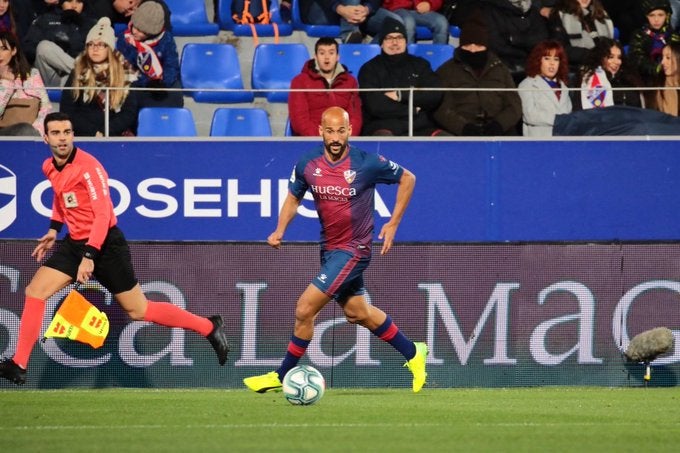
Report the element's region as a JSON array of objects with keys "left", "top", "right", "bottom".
[
  {"left": 60, "top": 17, "right": 139, "bottom": 136},
  {"left": 481, "top": 0, "right": 550, "bottom": 84},
  {"left": 629, "top": 0, "right": 680, "bottom": 86},
  {"left": 14, "top": 0, "right": 59, "bottom": 40},
  {"left": 547, "top": 0, "right": 614, "bottom": 73},
  {"left": 650, "top": 41, "right": 680, "bottom": 115},
  {"left": 434, "top": 10, "right": 522, "bottom": 136},
  {"left": 22, "top": 0, "right": 96, "bottom": 89},
  {"left": 668, "top": 0, "right": 680, "bottom": 30},
  {"left": 358, "top": 17, "right": 444, "bottom": 135},
  {"left": 116, "top": 0, "right": 182, "bottom": 108},
  {"left": 289, "top": 37, "right": 362, "bottom": 136},
  {"left": 536, "top": 0, "right": 557, "bottom": 19},
  {"left": 517, "top": 40, "right": 572, "bottom": 136},
  {"left": 0, "top": 0, "right": 17, "bottom": 35},
  {"left": 382, "top": 0, "right": 450, "bottom": 44},
  {"left": 86, "top": 0, "right": 171, "bottom": 30},
  {"left": 299, "top": 0, "right": 403, "bottom": 43},
  {"left": 439, "top": 0, "right": 477, "bottom": 26},
  {"left": 577, "top": 37, "right": 643, "bottom": 109},
  {"left": 599, "top": 0, "right": 644, "bottom": 45},
  {"left": 0, "top": 30, "right": 52, "bottom": 136}
]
